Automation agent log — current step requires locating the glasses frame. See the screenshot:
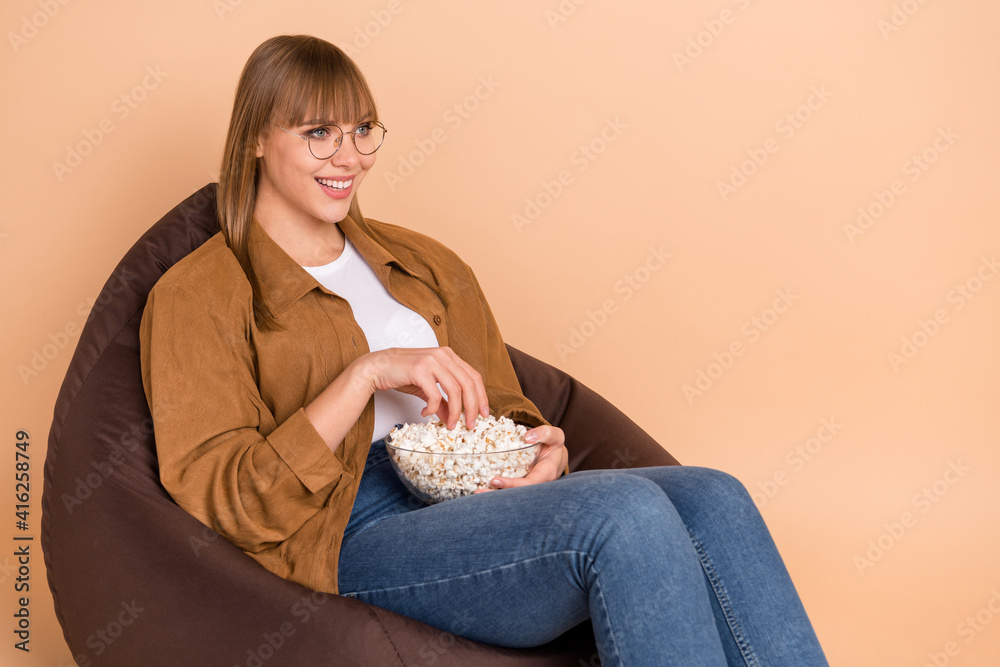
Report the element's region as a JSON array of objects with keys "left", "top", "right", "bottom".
[{"left": 274, "top": 121, "right": 387, "bottom": 159}]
